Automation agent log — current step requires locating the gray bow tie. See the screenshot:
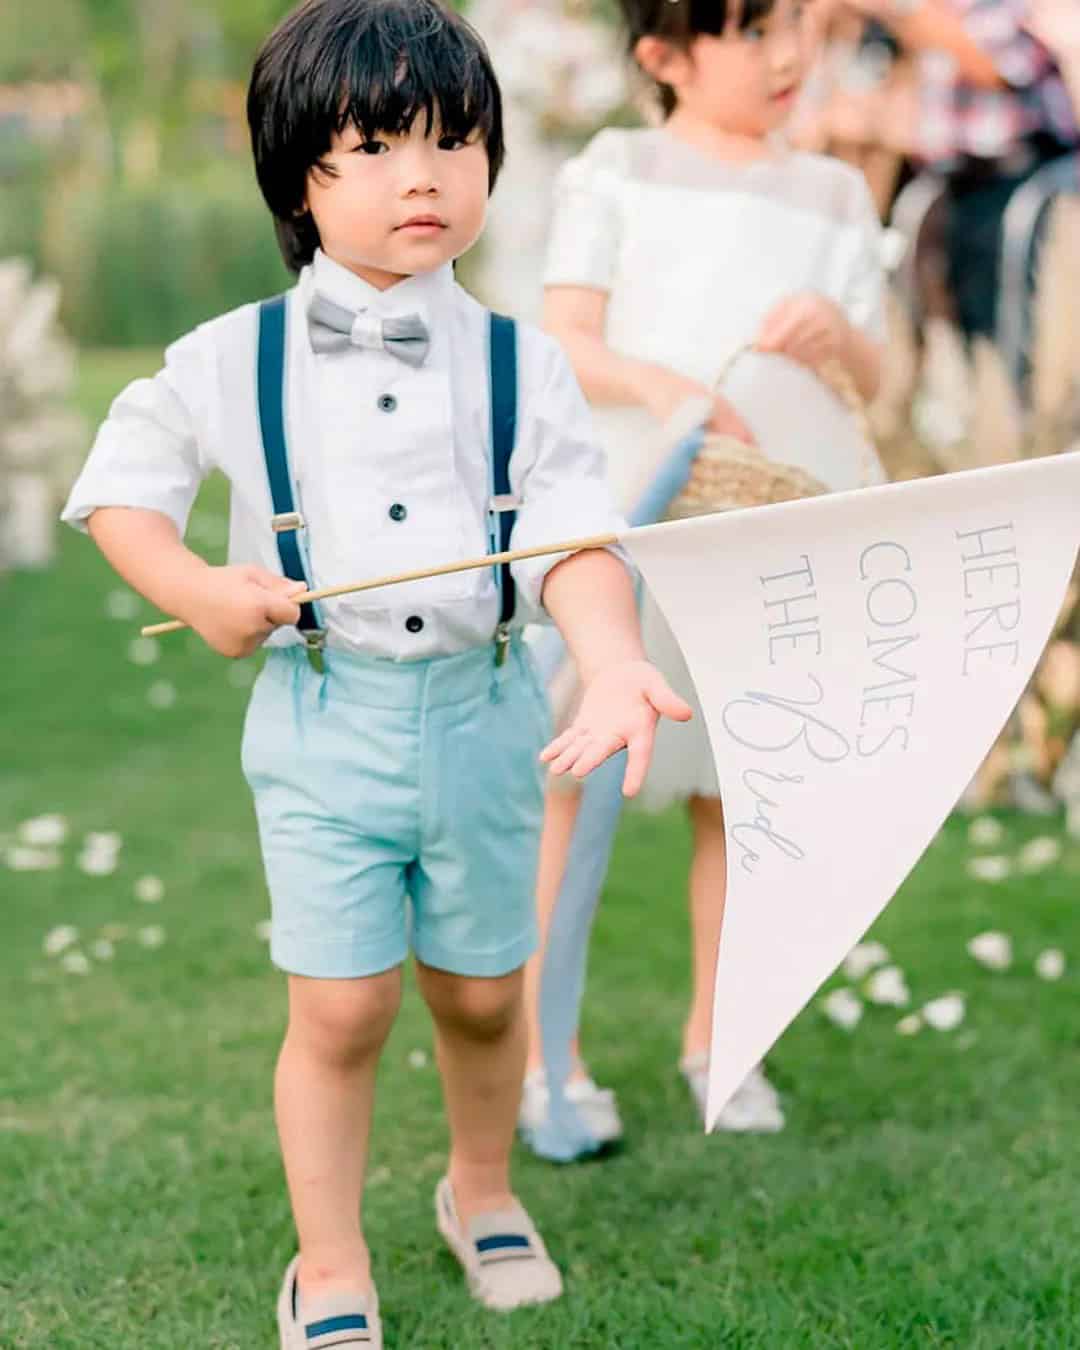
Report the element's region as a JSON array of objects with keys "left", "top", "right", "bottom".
[{"left": 307, "top": 291, "right": 431, "bottom": 367}]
